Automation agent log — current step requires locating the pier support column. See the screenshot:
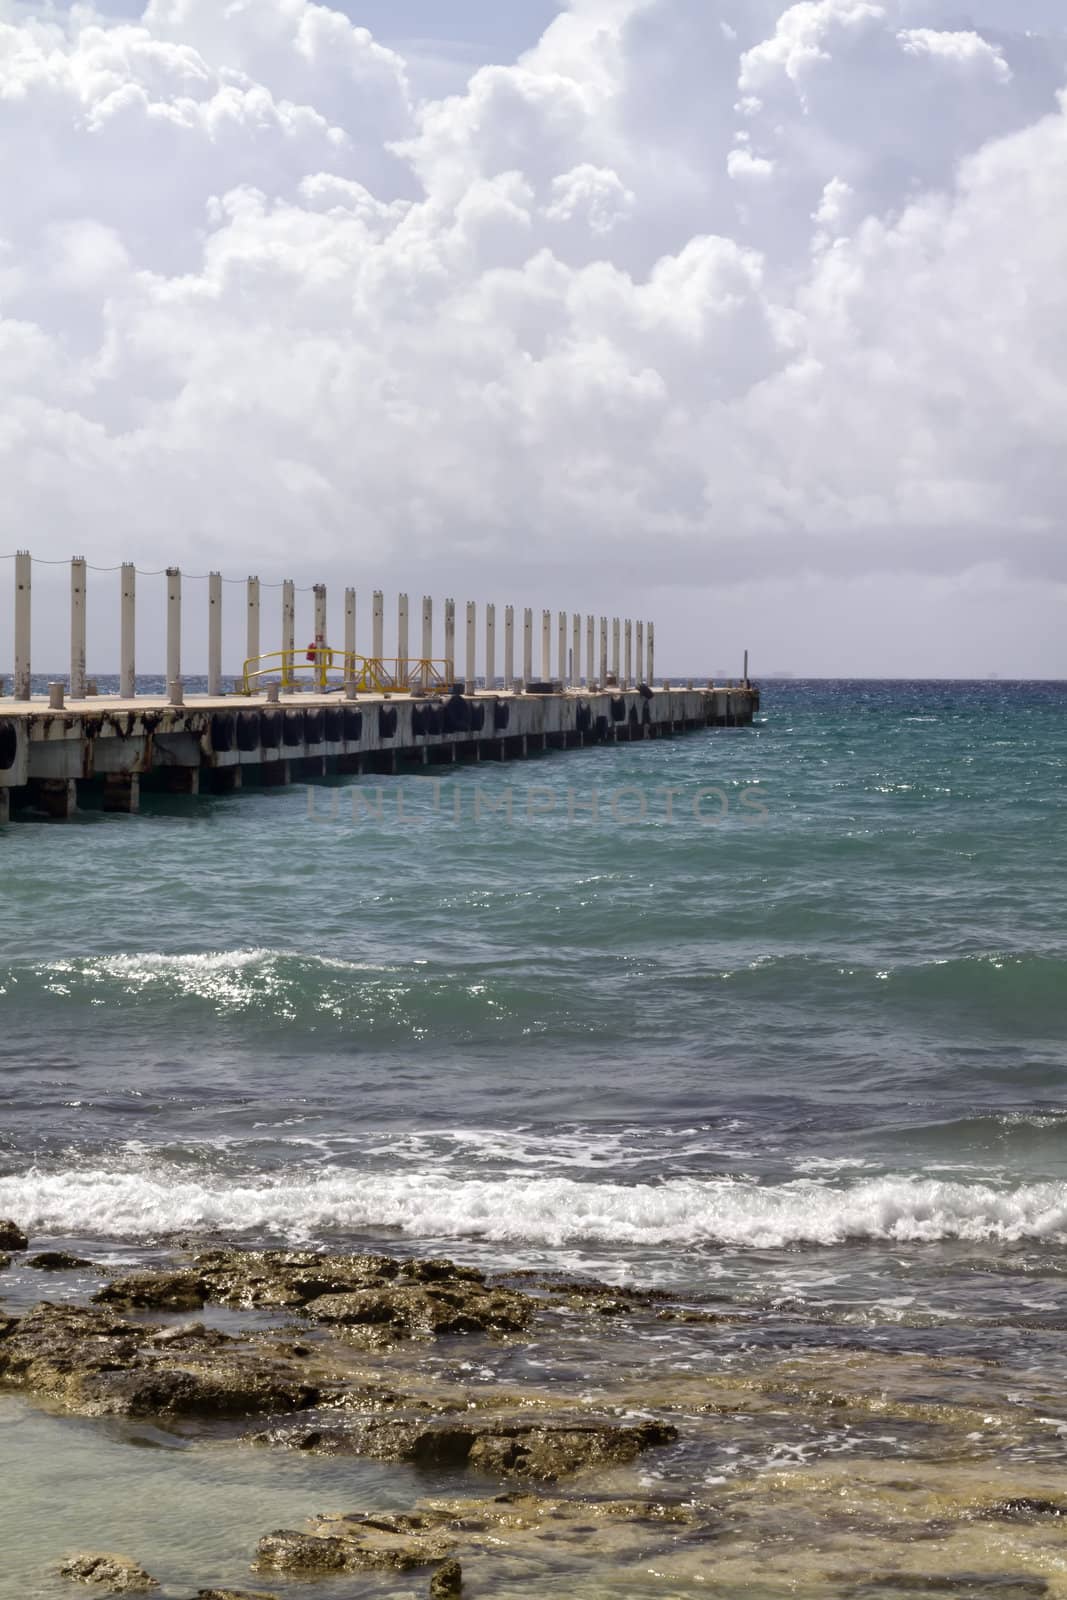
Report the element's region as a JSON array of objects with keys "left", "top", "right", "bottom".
[
  {"left": 648, "top": 621, "right": 655, "bottom": 686},
  {"left": 444, "top": 598, "right": 456, "bottom": 684},
  {"left": 398, "top": 593, "right": 409, "bottom": 686},
  {"left": 70, "top": 557, "right": 87, "bottom": 699},
  {"left": 260, "top": 760, "right": 291, "bottom": 787},
  {"left": 465, "top": 601, "right": 476, "bottom": 689},
  {"left": 611, "top": 618, "right": 620, "bottom": 682},
  {"left": 246, "top": 576, "right": 260, "bottom": 677},
  {"left": 30, "top": 779, "right": 76, "bottom": 820},
  {"left": 585, "top": 615, "right": 594, "bottom": 687},
  {"left": 635, "top": 621, "right": 645, "bottom": 684},
  {"left": 503, "top": 606, "right": 514, "bottom": 689},
  {"left": 372, "top": 590, "right": 384, "bottom": 663},
  {"left": 599, "top": 617, "right": 608, "bottom": 686},
  {"left": 0, "top": 789, "right": 9, "bottom": 825},
  {"left": 558, "top": 612, "right": 567, "bottom": 684},
  {"left": 572, "top": 614, "right": 581, "bottom": 688},
  {"left": 523, "top": 608, "right": 533, "bottom": 685},
  {"left": 542, "top": 610, "right": 552, "bottom": 681},
  {"left": 14, "top": 550, "right": 31, "bottom": 700},
  {"left": 345, "top": 587, "right": 356, "bottom": 668},
  {"left": 103, "top": 774, "right": 139, "bottom": 814},
  {"left": 167, "top": 568, "right": 182, "bottom": 690},
  {"left": 422, "top": 596, "right": 433, "bottom": 678},
  {"left": 208, "top": 572, "right": 222, "bottom": 696},
  {"left": 485, "top": 604, "right": 496, "bottom": 689},
  {"left": 624, "top": 620, "right": 633, "bottom": 687},
  {"left": 210, "top": 766, "right": 243, "bottom": 793},
  {"left": 281, "top": 579, "right": 295, "bottom": 689},
  {"left": 120, "top": 563, "right": 136, "bottom": 698}
]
